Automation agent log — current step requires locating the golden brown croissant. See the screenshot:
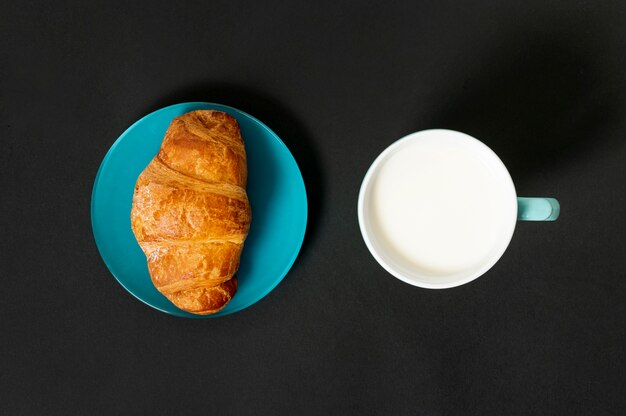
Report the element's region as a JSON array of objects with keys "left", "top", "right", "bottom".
[{"left": 130, "top": 110, "right": 251, "bottom": 315}]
